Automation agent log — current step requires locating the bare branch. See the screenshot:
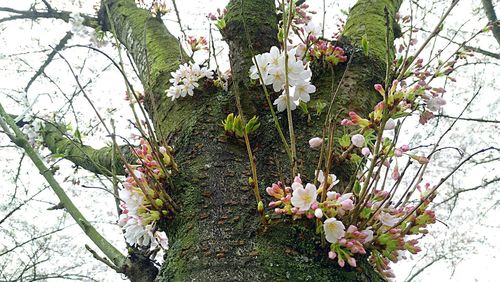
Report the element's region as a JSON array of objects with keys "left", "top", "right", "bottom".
[{"left": 25, "top": 32, "right": 73, "bottom": 92}]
